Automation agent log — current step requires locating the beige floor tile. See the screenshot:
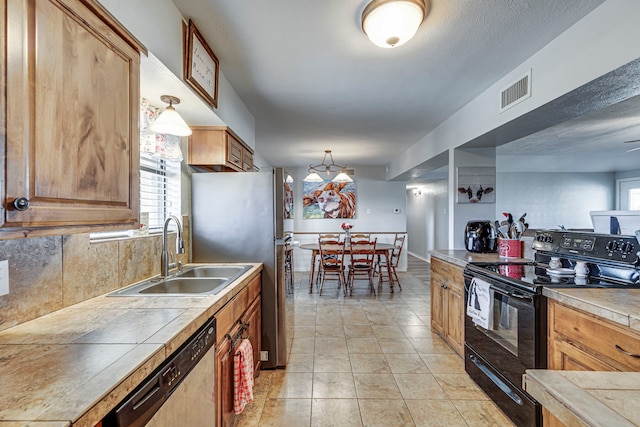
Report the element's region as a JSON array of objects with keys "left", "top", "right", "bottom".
[
  {"left": 452, "top": 400, "right": 516, "bottom": 427},
  {"left": 434, "top": 373, "right": 489, "bottom": 400},
  {"left": 315, "top": 326, "right": 345, "bottom": 338},
  {"left": 378, "top": 337, "right": 417, "bottom": 354},
  {"left": 366, "top": 314, "right": 397, "bottom": 325},
  {"left": 347, "top": 337, "right": 382, "bottom": 354},
  {"left": 253, "top": 370, "right": 276, "bottom": 400},
  {"left": 350, "top": 353, "right": 391, "bottom": 373},
  {"left": 343, "top": 324, "right": 374, "bottom": 338},
  {"left": 258, "top": 399, "right": 312, "bottom": 427},
  {"left": 371, "top": 325, "right": 405, "bottom": 339},
  {"left": 410, "top": 337, "right": 454, "bottom": 354},
  {"left": 353, "top": 373, "right": 403, "bottom": 399},
  {"left": 314, "top": 352, "right": 351, "bottom": 373},
  {"left": 384, "top": 353, "right": 430, "bottom": 374},
  {"left": 405, "top": 400, "right": 468, "bottom": 427},
  {"left": 290, "top": 337, "right": 315, "bottom": 354},
  {"left": 311, "top": 398, "right": 362, "bottom": 427},
  {"left": 392, "top": 314, "right": 425, "bottom": 325},
  {"left": 235, "top": 399, "right": 266, "bottom": 427},
  {"left": 399, "top": 324, "right": 433, "bottom": 339},
  {"left": 358, "top": 399, "right": 414, "bottom": 427},
  {"left": 267, "top": 372, "right": 313, "bottom": 399},
  {"left": 314, "top": 337, "right": 348, "bottom": 354},
  {"left": 312, "top": 372, "right": 357, "bottom": 398},
  {"left": 394, "top": 373, "right": 448, "bottom": 400},
  {"left": 293, "top": 325, "right": 316, "bottom": 338},
  {"left": 341, "top": 313, "right": 370, "bottom": 324},
  {"left": 292, "top": 314, "right": 317, "bottom": 326},
  {"left": 421, "top": 353, "right": 466, "bottom": 374},
  {"left": 286, "top": 353, "right": 314, "bottom": 373}
]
